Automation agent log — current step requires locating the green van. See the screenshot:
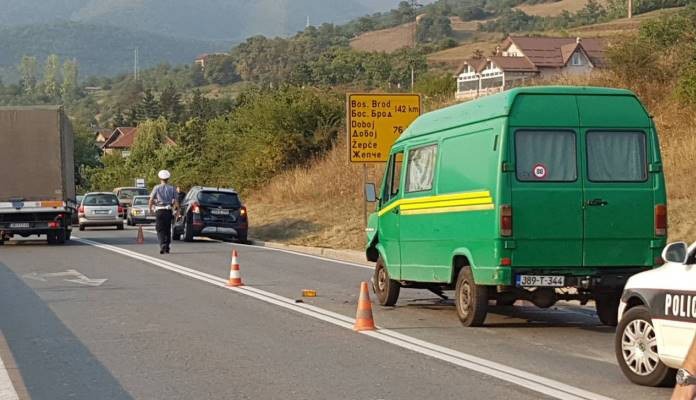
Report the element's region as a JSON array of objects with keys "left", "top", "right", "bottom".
[{"left": 365, "top": 86, "right": 667, "bottom": 327}]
